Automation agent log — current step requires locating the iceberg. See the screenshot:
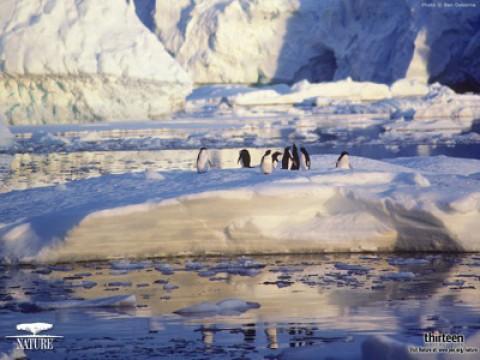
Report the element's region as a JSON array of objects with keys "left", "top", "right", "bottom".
[
  {"left": 153, "top": 0, "right": 480, "bottom": 91},
  {"left": 0, "top": 0, "right": 192, "bottom": 125}
]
